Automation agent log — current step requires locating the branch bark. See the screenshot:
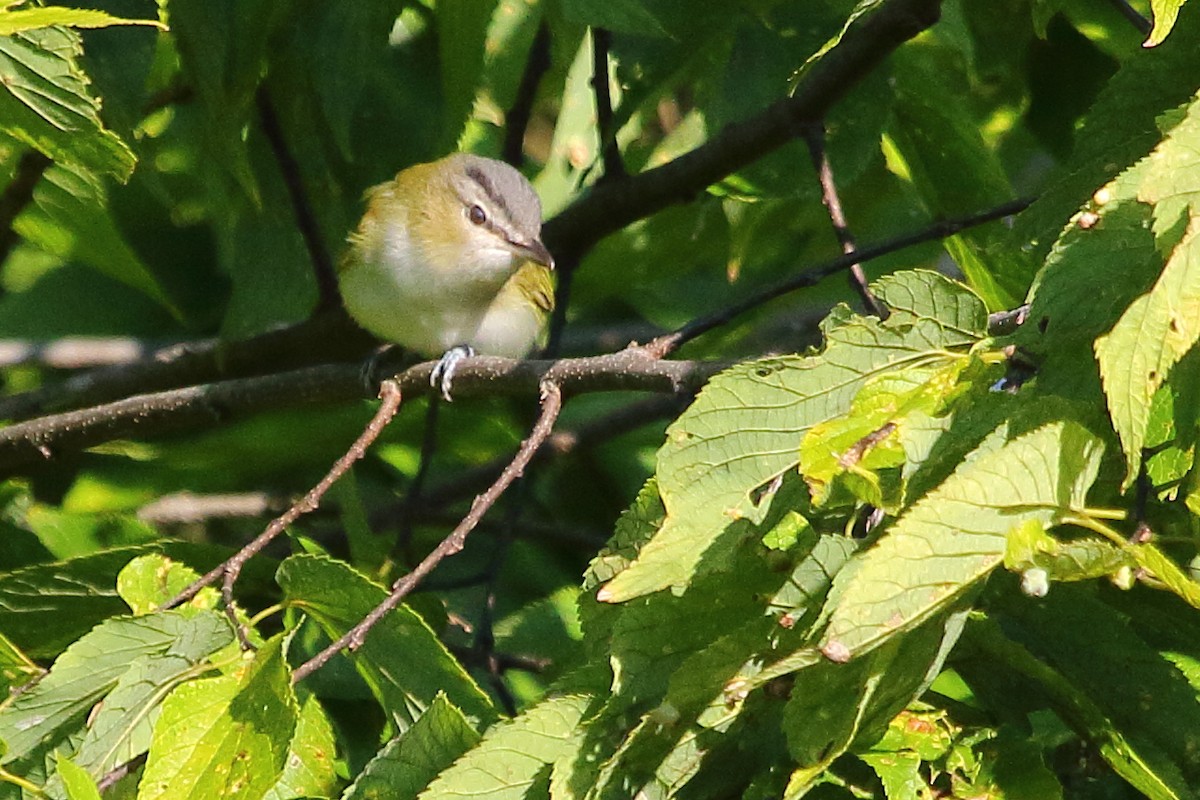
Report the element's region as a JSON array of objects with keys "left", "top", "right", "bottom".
[{"left": 0, "top": 350, "right": 717, "bottom": 475}]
